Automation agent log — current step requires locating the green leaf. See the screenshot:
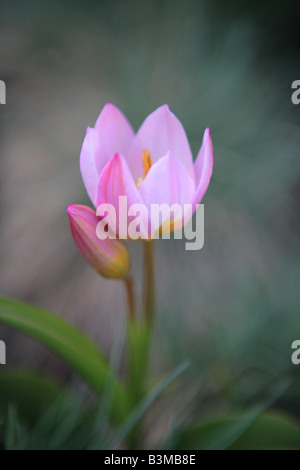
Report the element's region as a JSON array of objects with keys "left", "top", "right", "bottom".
[
  {"left": 174, "top": 412, "right": 300, "bottom": 450},
  {"left": 4, "top": 405, "right": 18, "bottom": 450},
  {"left": 0, "top": 297, "right": 129, "bottom": 421},
  {"left": 230, "top": 413, "right": 300, "bottom": 450},
  {"left": 0, "top": 371, "right": 63, "bottom": 428}
]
